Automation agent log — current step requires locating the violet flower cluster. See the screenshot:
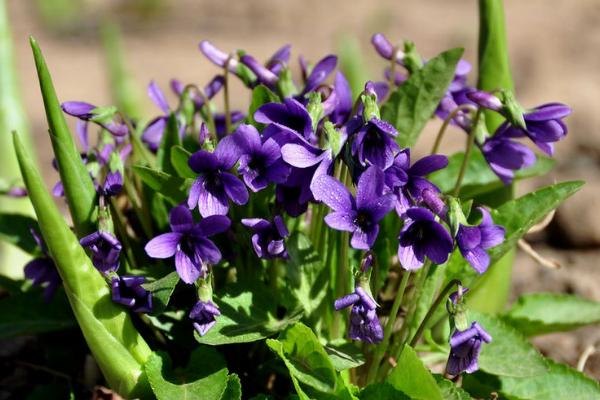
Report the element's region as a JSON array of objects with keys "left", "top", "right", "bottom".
[{"left": 24, "top": 32, "right": 568, "bottom": 379}]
